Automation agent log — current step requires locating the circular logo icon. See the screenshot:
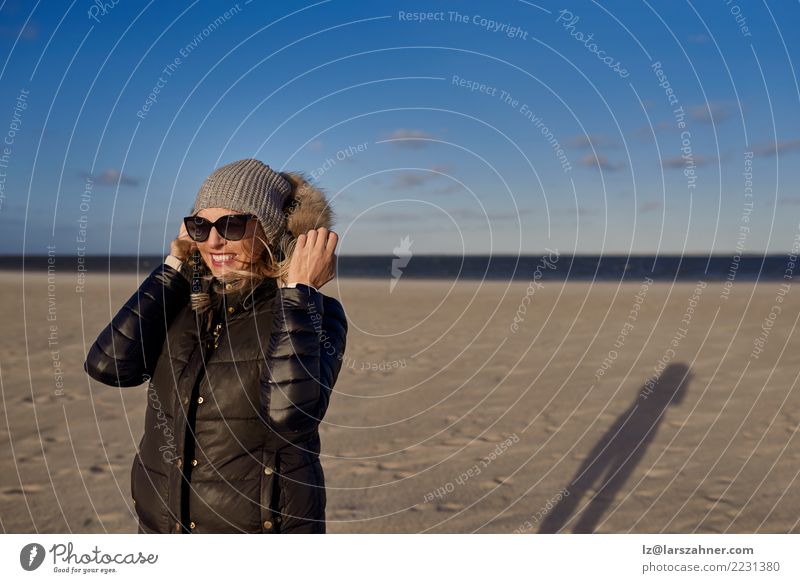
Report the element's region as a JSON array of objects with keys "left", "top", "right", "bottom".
[{"left": 20, "top": 543, "right": 46, "bottom": 571}]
